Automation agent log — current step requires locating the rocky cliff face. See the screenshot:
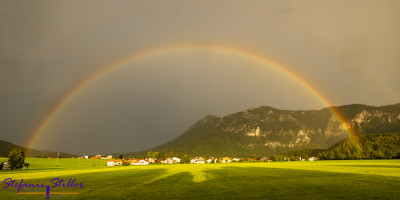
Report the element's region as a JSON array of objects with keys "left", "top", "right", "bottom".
[{"left": 152, "top": 104, "right": 400, "bottom": 157}]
